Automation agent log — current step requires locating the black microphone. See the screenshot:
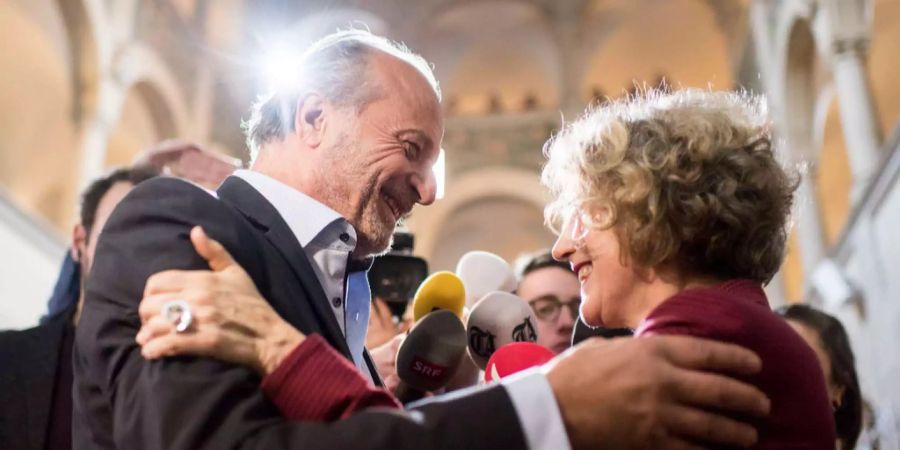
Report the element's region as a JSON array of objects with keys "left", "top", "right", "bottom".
[
  {"left": 394, "top": 309, "right": 467, "bottom": 404},
  {"left": 571, "top": 317, "right": 632, "bottom": 345}
]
